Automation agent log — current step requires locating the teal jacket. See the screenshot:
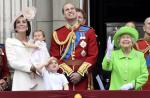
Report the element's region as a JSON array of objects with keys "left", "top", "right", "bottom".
[{"left": 102, "top": 49, "right": 148, "bottom": 90}]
